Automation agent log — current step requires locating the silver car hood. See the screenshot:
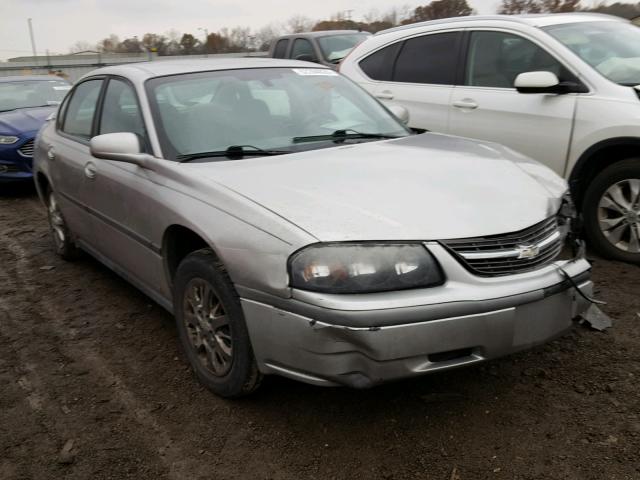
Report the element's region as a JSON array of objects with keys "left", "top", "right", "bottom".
[{"left": 186, "top": 133, "right": 567, "bottom": 242}]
